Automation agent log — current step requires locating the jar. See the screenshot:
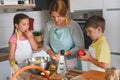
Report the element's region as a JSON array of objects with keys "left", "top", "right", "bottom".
[{"left": 24, "top": 0, "right": 29, "bottom": 4}]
